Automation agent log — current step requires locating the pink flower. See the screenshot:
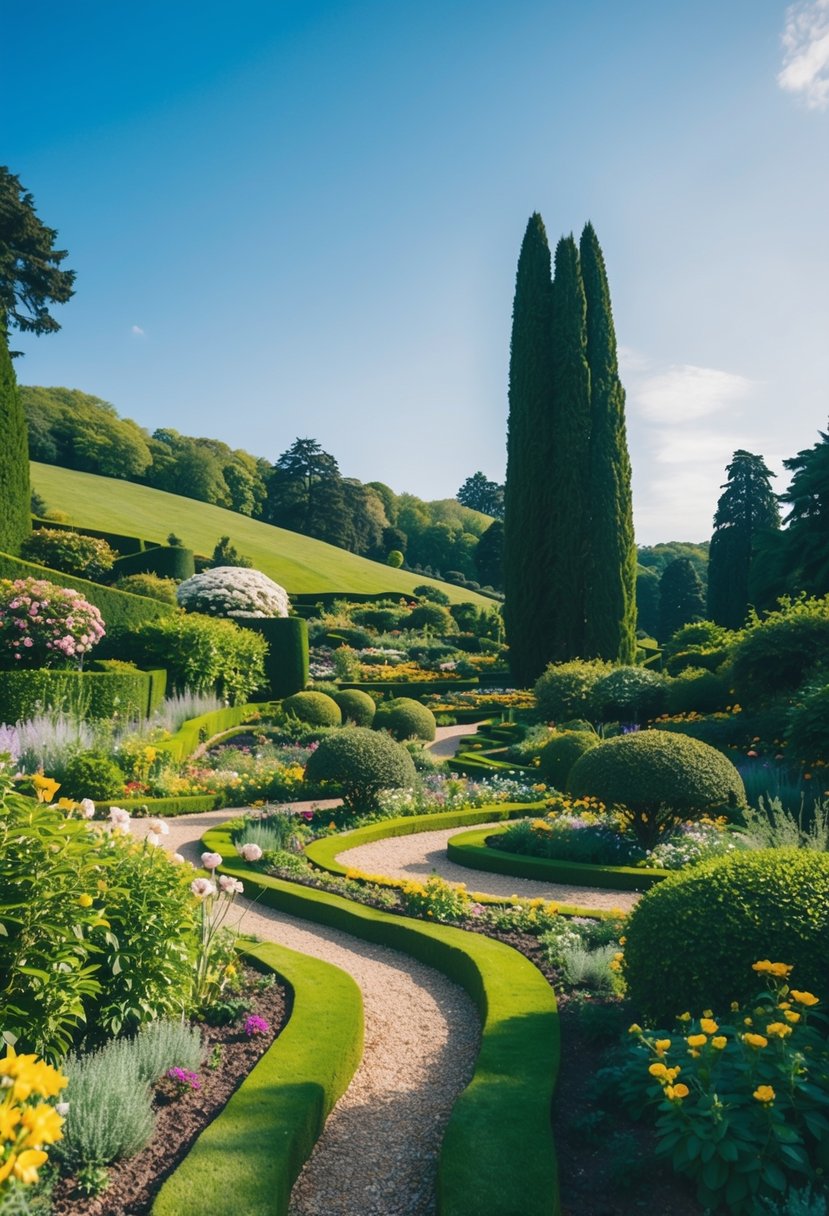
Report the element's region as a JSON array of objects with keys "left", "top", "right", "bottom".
[
  {"left": 238, "top": 842, "right": 263, "bottom": 862},
  {"left": 219, "top": 875, "right": 244, "bottom": 895},
  {"left": 201, "top": 851, "right": 222, "bottom": 871},
  {"left": 190, "top": 877, "right": 216, "bottom": 899}
]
